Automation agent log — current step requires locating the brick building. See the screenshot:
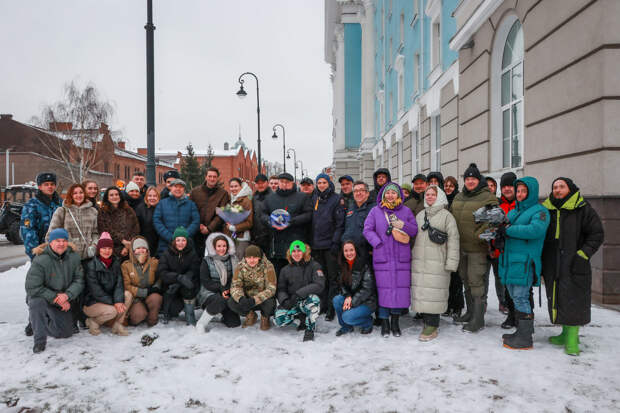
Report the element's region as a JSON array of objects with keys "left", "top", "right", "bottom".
[{"left": 0, "top": 114, "right": 175, "bottom": 193}]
